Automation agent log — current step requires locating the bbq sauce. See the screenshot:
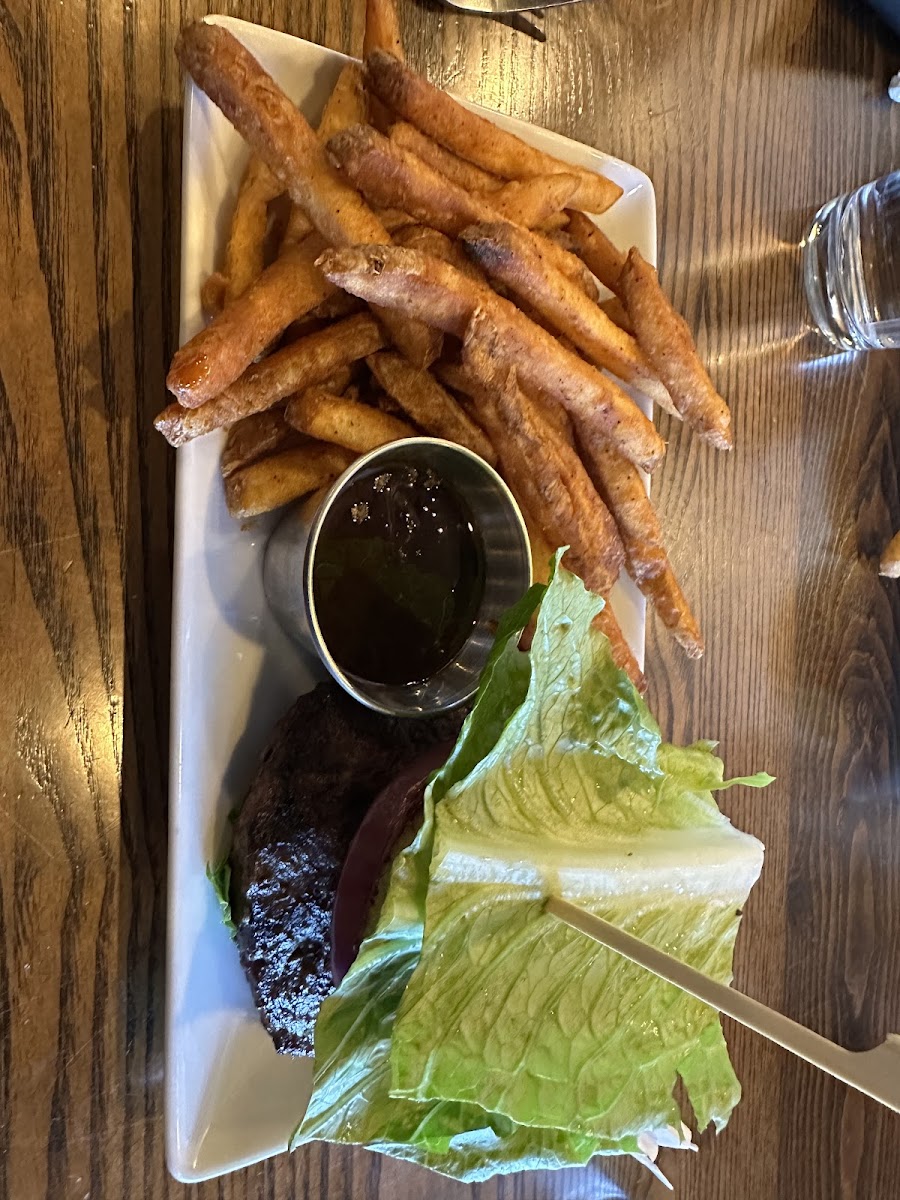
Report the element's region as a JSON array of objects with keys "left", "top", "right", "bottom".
[{"left": 312, "top": 464, "right": 485, "bottom": 686}]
